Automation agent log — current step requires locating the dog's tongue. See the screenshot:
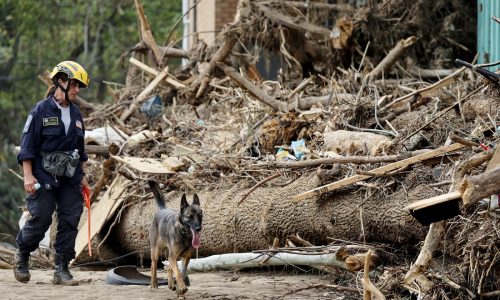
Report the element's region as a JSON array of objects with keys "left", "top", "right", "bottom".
[{"left": 191, "top": 228, "right": 201, "bottom": 249}]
